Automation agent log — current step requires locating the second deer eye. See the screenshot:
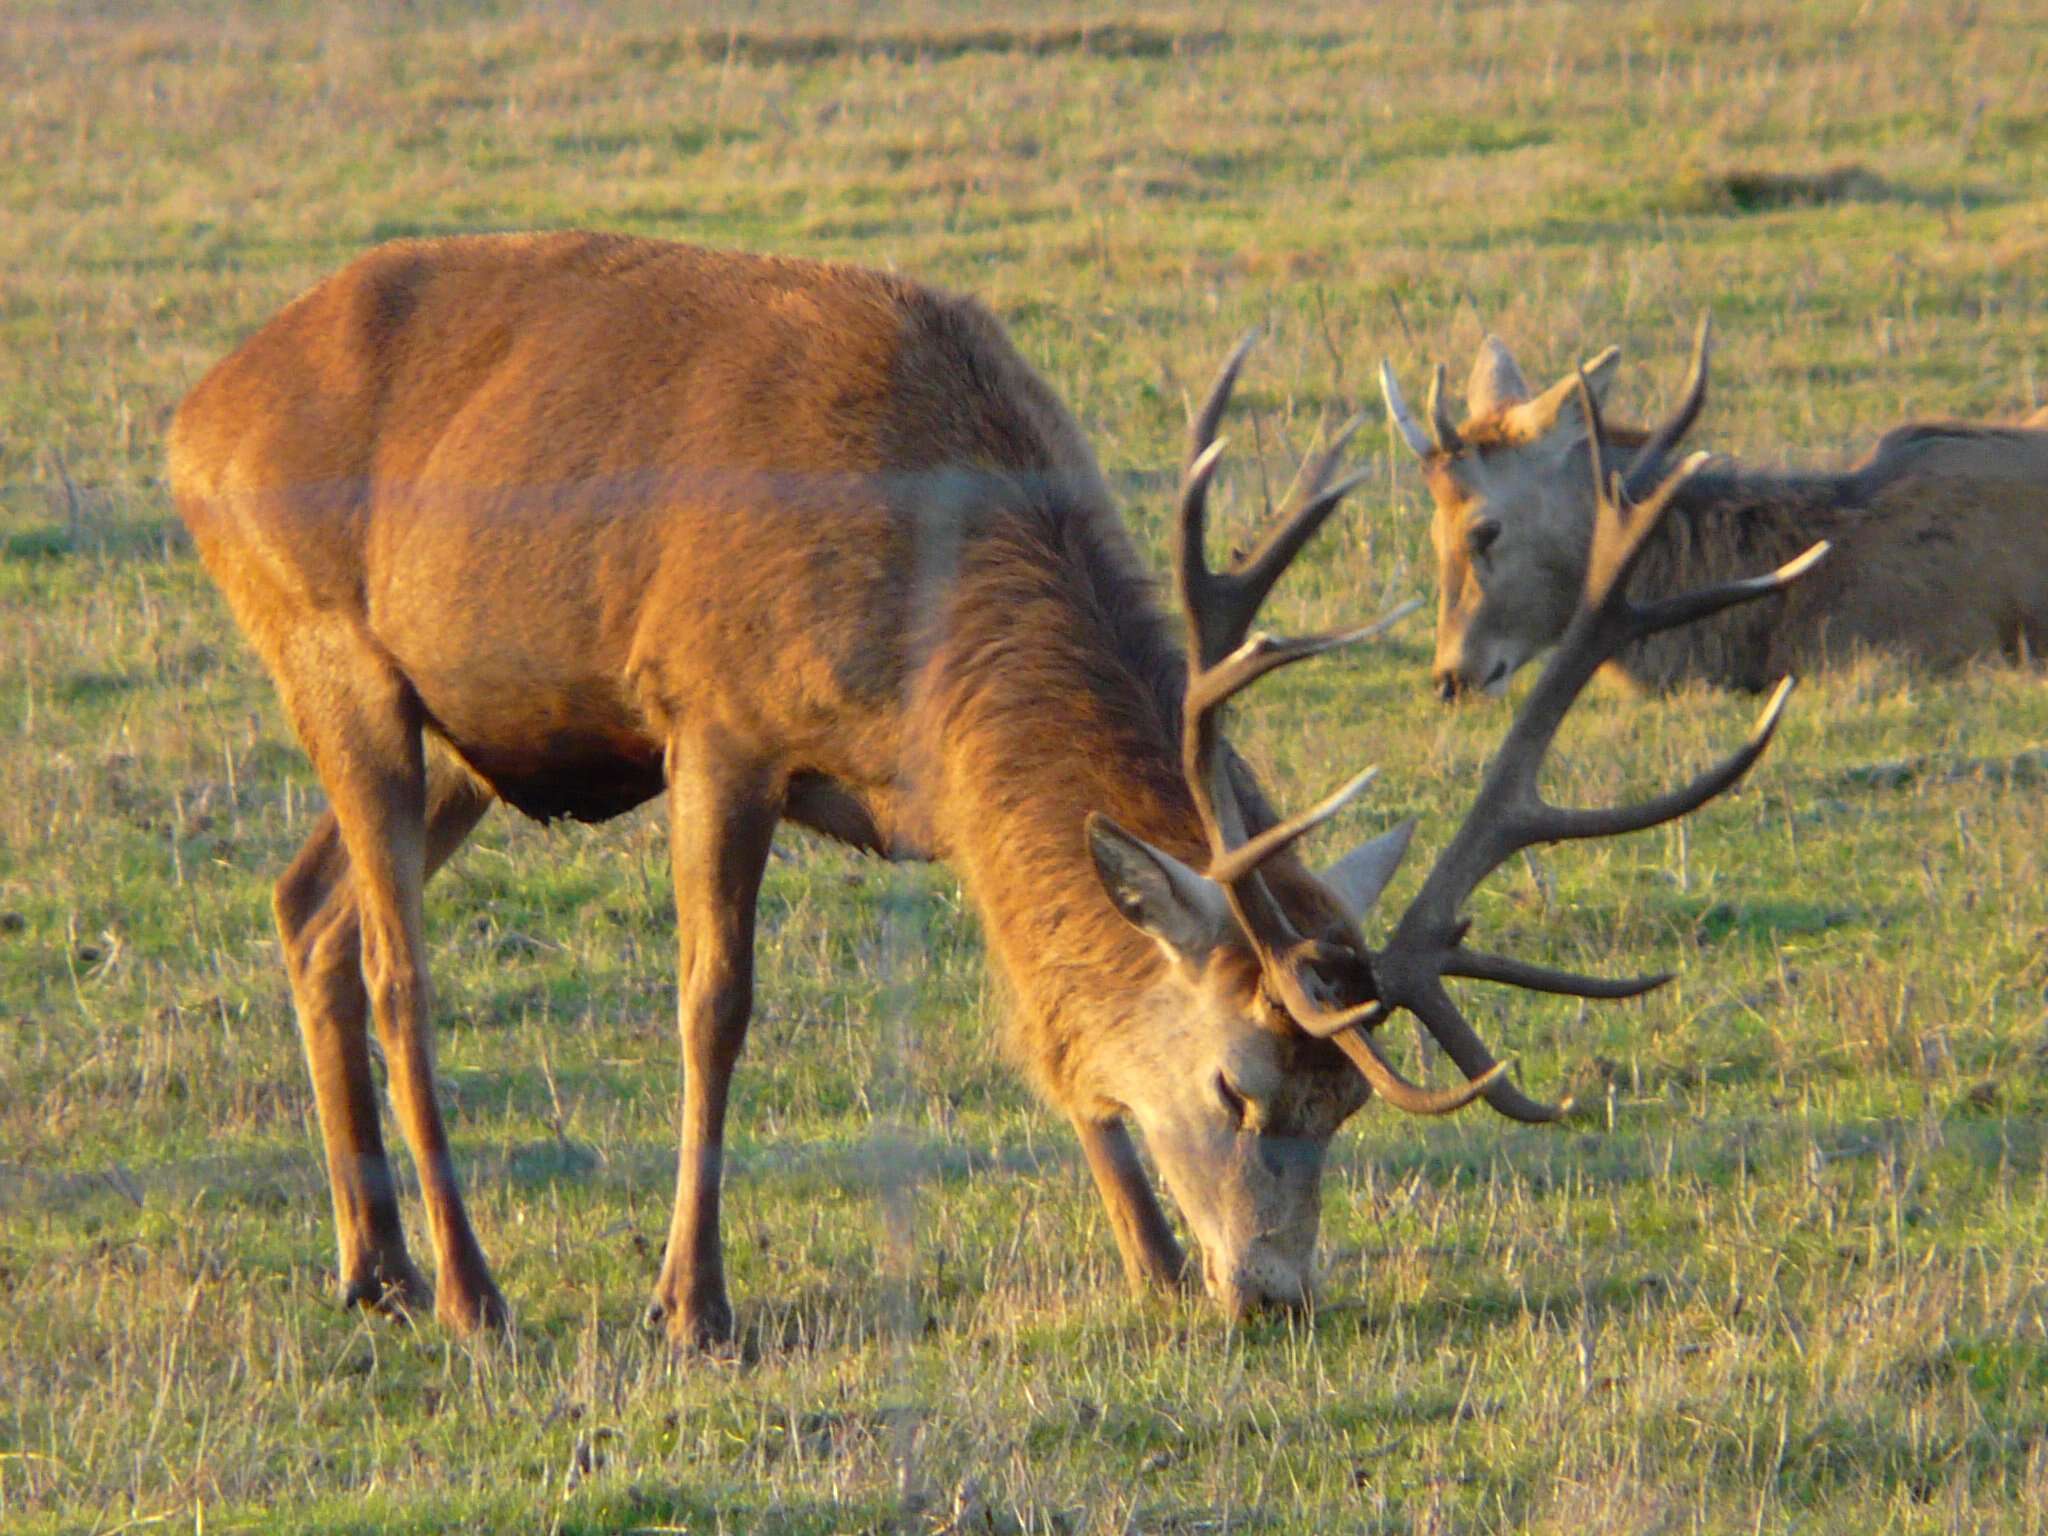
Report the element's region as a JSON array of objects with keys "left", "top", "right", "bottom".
[
  {"left": 1214, "top": 1072, "right": 1250, "bottom": 1129},
  {"left": 1466, "top": 518, "right": 1502, "bottom": 558}
]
